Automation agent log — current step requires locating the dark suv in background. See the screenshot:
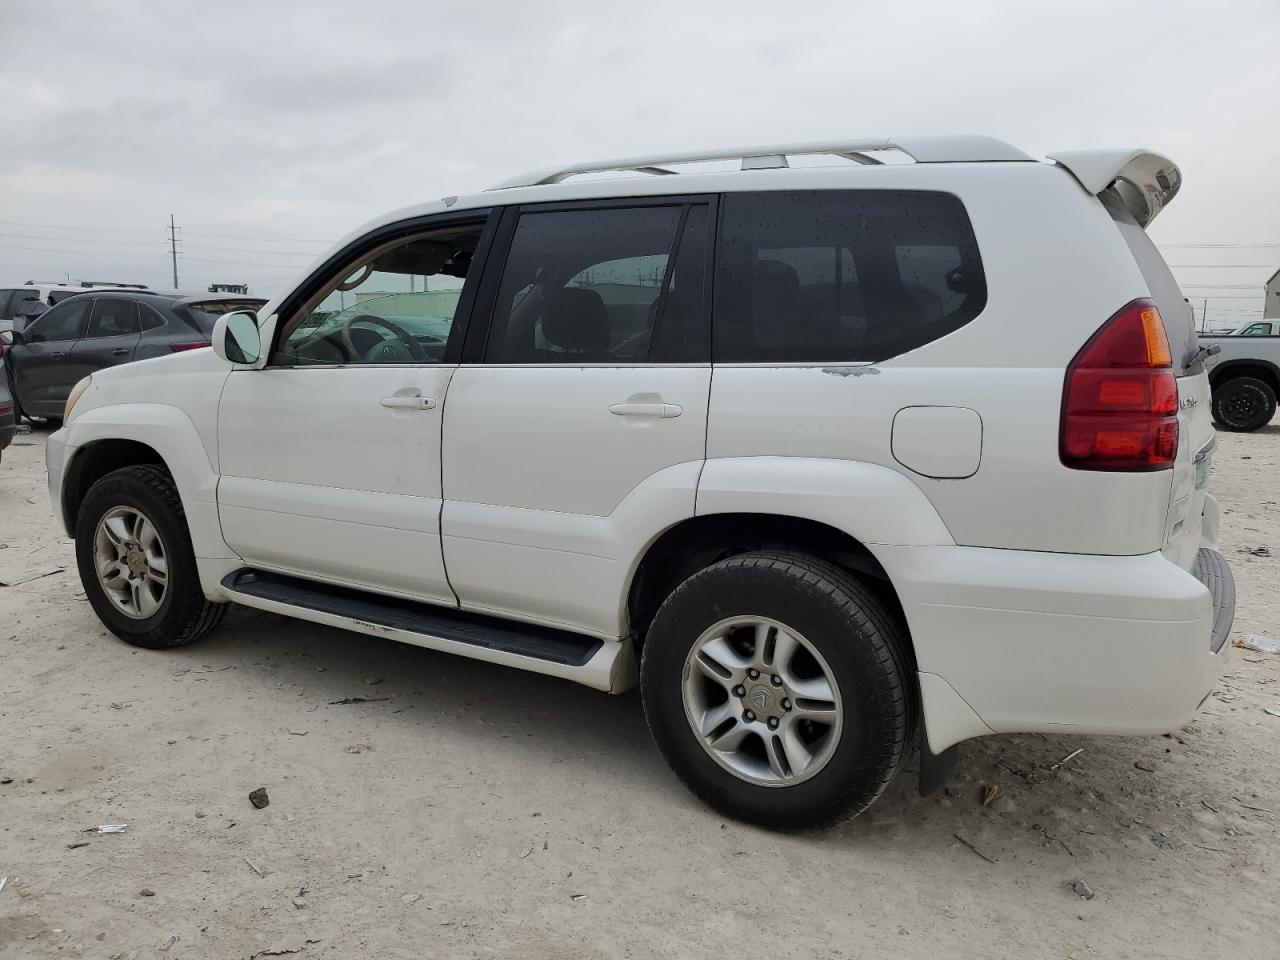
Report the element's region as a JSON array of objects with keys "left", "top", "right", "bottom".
[{"left": 4, "top": 291, "right": 264, "bottom": 422}]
